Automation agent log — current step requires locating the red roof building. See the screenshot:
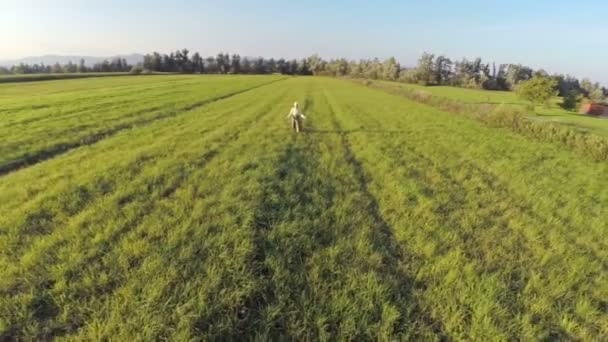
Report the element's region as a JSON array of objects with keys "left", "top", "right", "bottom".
[{"left": 580, "top": 103, "right": 608, "bottom": 116}]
